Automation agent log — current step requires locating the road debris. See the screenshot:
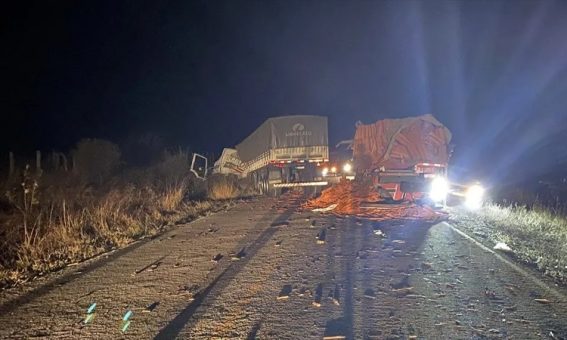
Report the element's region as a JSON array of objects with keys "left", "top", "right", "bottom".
[
  {"left": 211, "top": 253, "right": 223, "bottom": 263},
  {"left": 313, "top": 284, "right": 323, "bottom": 307},
  {"left": 316, "top": 229, "right": 327, "bottom": 244},
  {"left": 277, "top": 285, "right": 292, "bottom": 300},
  {"left": 312, "top": 204, "right": 337, "bottom": 212},
  {"left": 493, "top": 242, "right": 513, "bottom": 252},
  {"left": 143, "top": 301, "right": 159, "bottom": 313},
  {"left": 83, "top": 303, "right": 96, "bottom": 324},
  {"left": 373, "top": 229, "right": 385, "bottom": 237},
  {"left": 134, "top": 257, "right": 165, "bottom": 275},
  {"left": 120, "top": 310, "right": 133, "bottom": 333},
  {"left": 230, "top": 248, "right": 246, "bottom": 261},
  {"left": 484, "top": 288, "right": 497, "bottom": 299}
]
